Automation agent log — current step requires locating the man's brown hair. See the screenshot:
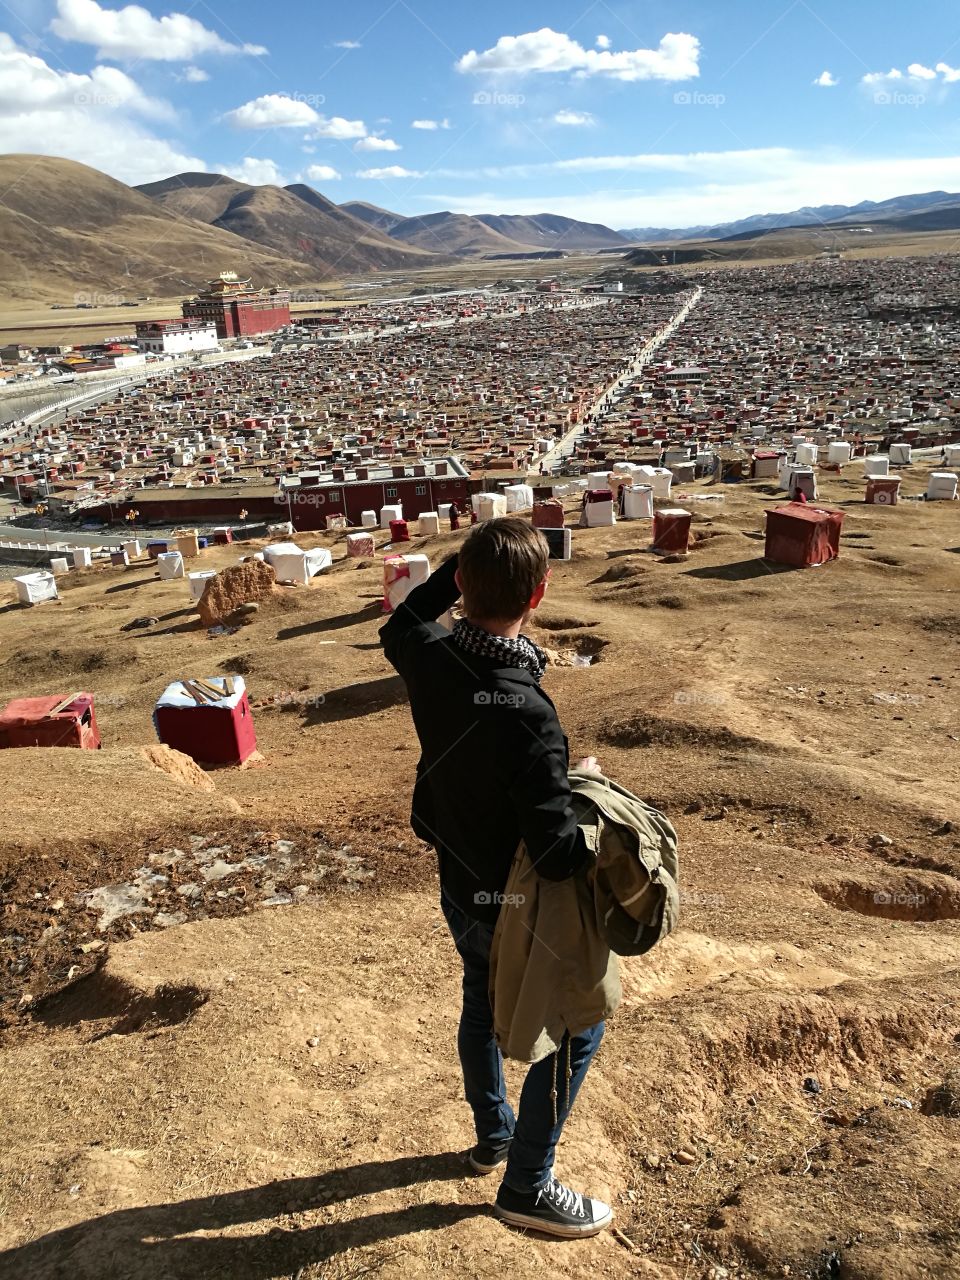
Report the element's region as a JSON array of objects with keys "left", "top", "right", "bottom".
[{"left": 458, "top": 517, "right": 550, "bottom": 621}]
